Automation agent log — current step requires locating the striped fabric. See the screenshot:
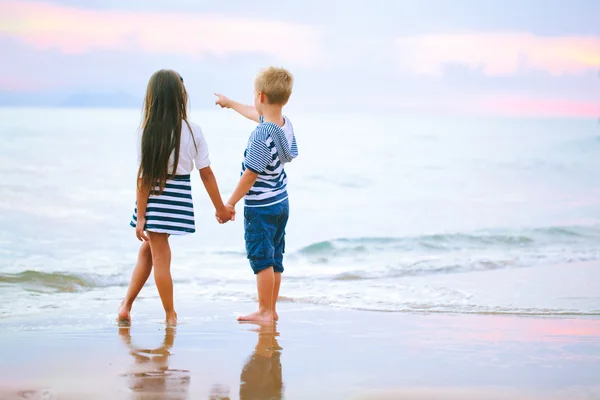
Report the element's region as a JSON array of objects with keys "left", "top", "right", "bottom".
[
  {"left": 130, "top": 175, "right": 195, "bottom": 235},
  {"left": 242, "top": 116, "right": 298, "bottom": 208}
]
